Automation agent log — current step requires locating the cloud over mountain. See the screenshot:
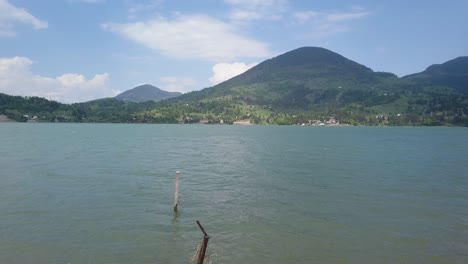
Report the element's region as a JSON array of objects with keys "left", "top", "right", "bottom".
[
  {"left": 0, "top": 57, "right": 118, "bottom": 103},
  {"left": 209, "top": 62, "right": 257, "bottom": 85},
  {"left": 102, "top": 14, "right": 271, "bottom": 61}
]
